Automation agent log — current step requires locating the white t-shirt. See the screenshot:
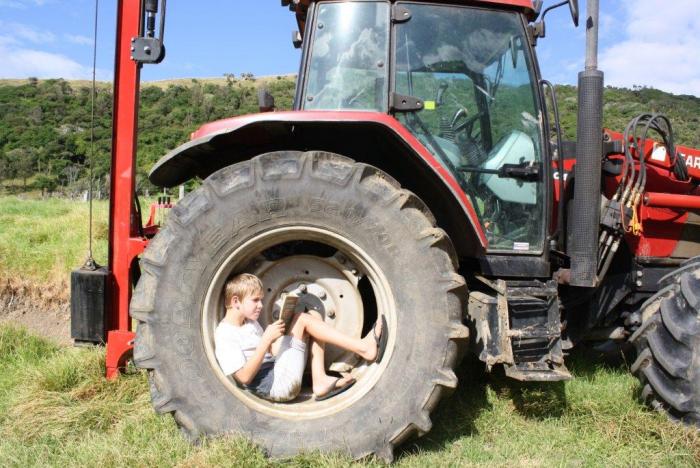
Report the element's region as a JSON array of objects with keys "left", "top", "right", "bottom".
[{"left": 214, "top": 320, "right": 274, "bottom": 376}]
